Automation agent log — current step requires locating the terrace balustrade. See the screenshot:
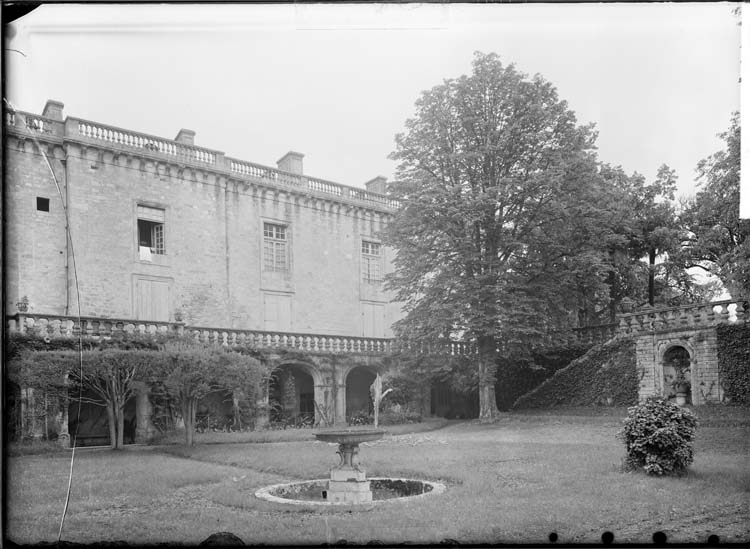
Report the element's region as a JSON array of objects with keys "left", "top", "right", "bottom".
[
  {"left": 8, "top": 313, "right": 621, "bottom": 357},
  {"left": 618, "top": 299, "right": 747, "bottom": 336}
]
